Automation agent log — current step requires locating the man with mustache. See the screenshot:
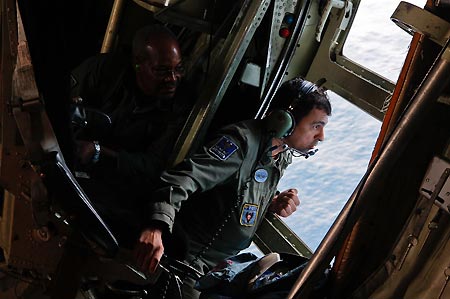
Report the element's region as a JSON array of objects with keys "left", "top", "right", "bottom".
[
  {"left": 69, "top": 24, "right": 192, "bottom": 240},
  {"left": 135, "top": 77, "right": 332, "bottom": 298}
]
